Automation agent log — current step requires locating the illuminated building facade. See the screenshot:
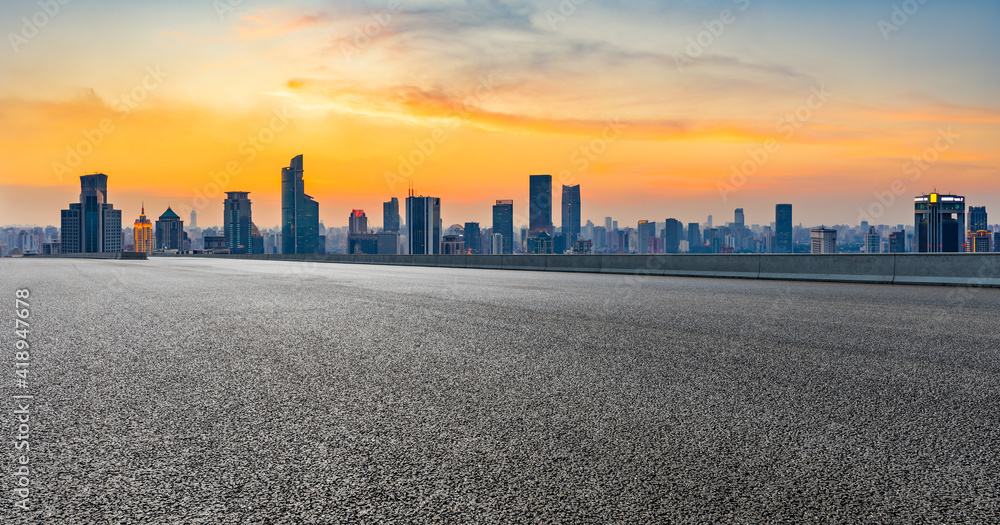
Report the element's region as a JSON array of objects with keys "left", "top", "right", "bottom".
[
  {"left": 133, "top": 203, "right": 153, "bottom": 254},
  {"left": 915, "top": 193, "right": 965, "bottom": 252}
]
